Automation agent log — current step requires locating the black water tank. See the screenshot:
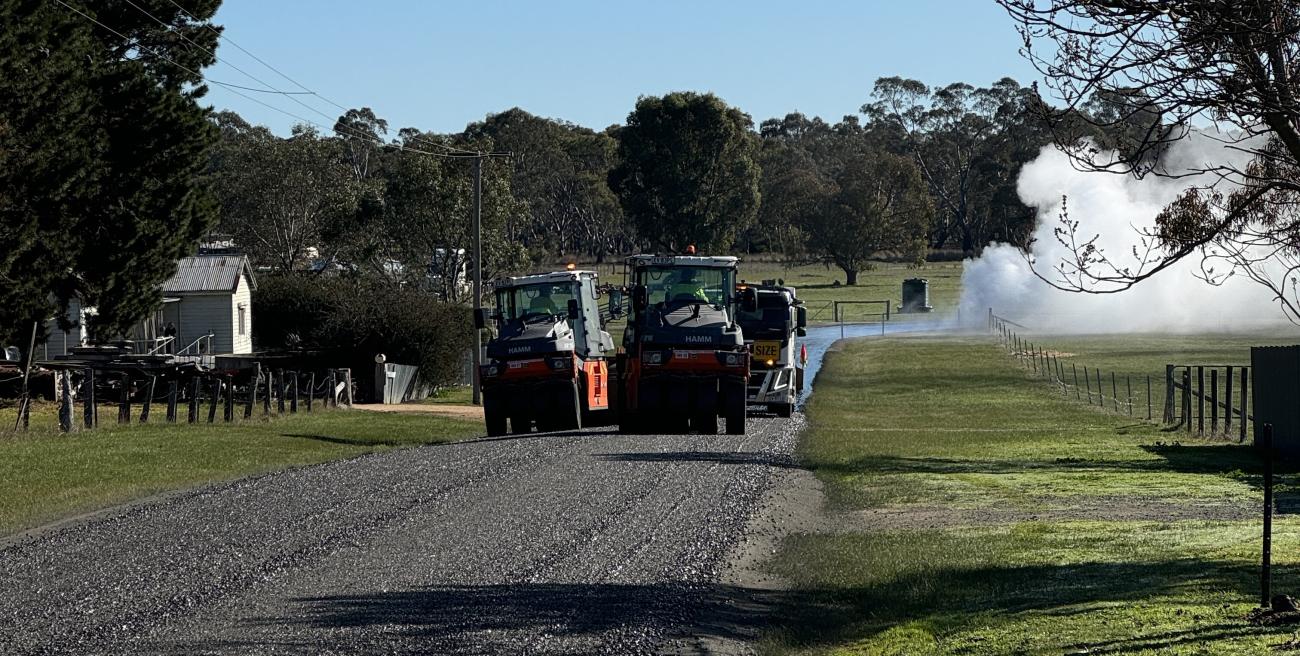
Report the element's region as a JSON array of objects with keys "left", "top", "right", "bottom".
[{"left": 900, "top": 278, "right": 932, "bottom": 313}]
